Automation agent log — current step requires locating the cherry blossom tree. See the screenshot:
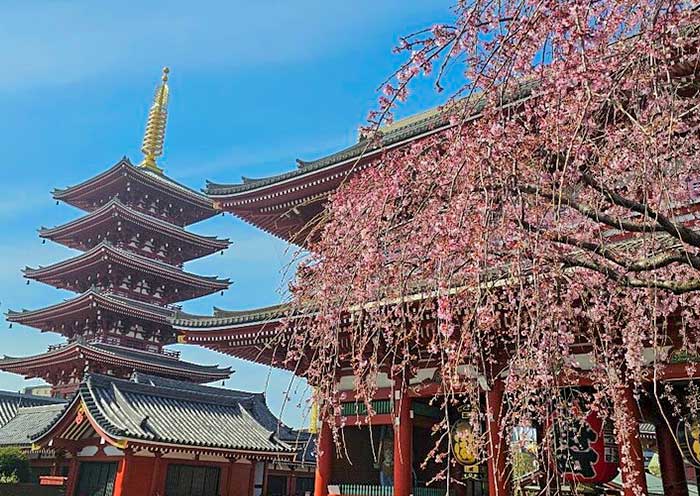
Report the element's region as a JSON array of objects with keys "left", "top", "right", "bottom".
[{"left": 285, "top": 0, "right": 700, "bottom": 492}]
